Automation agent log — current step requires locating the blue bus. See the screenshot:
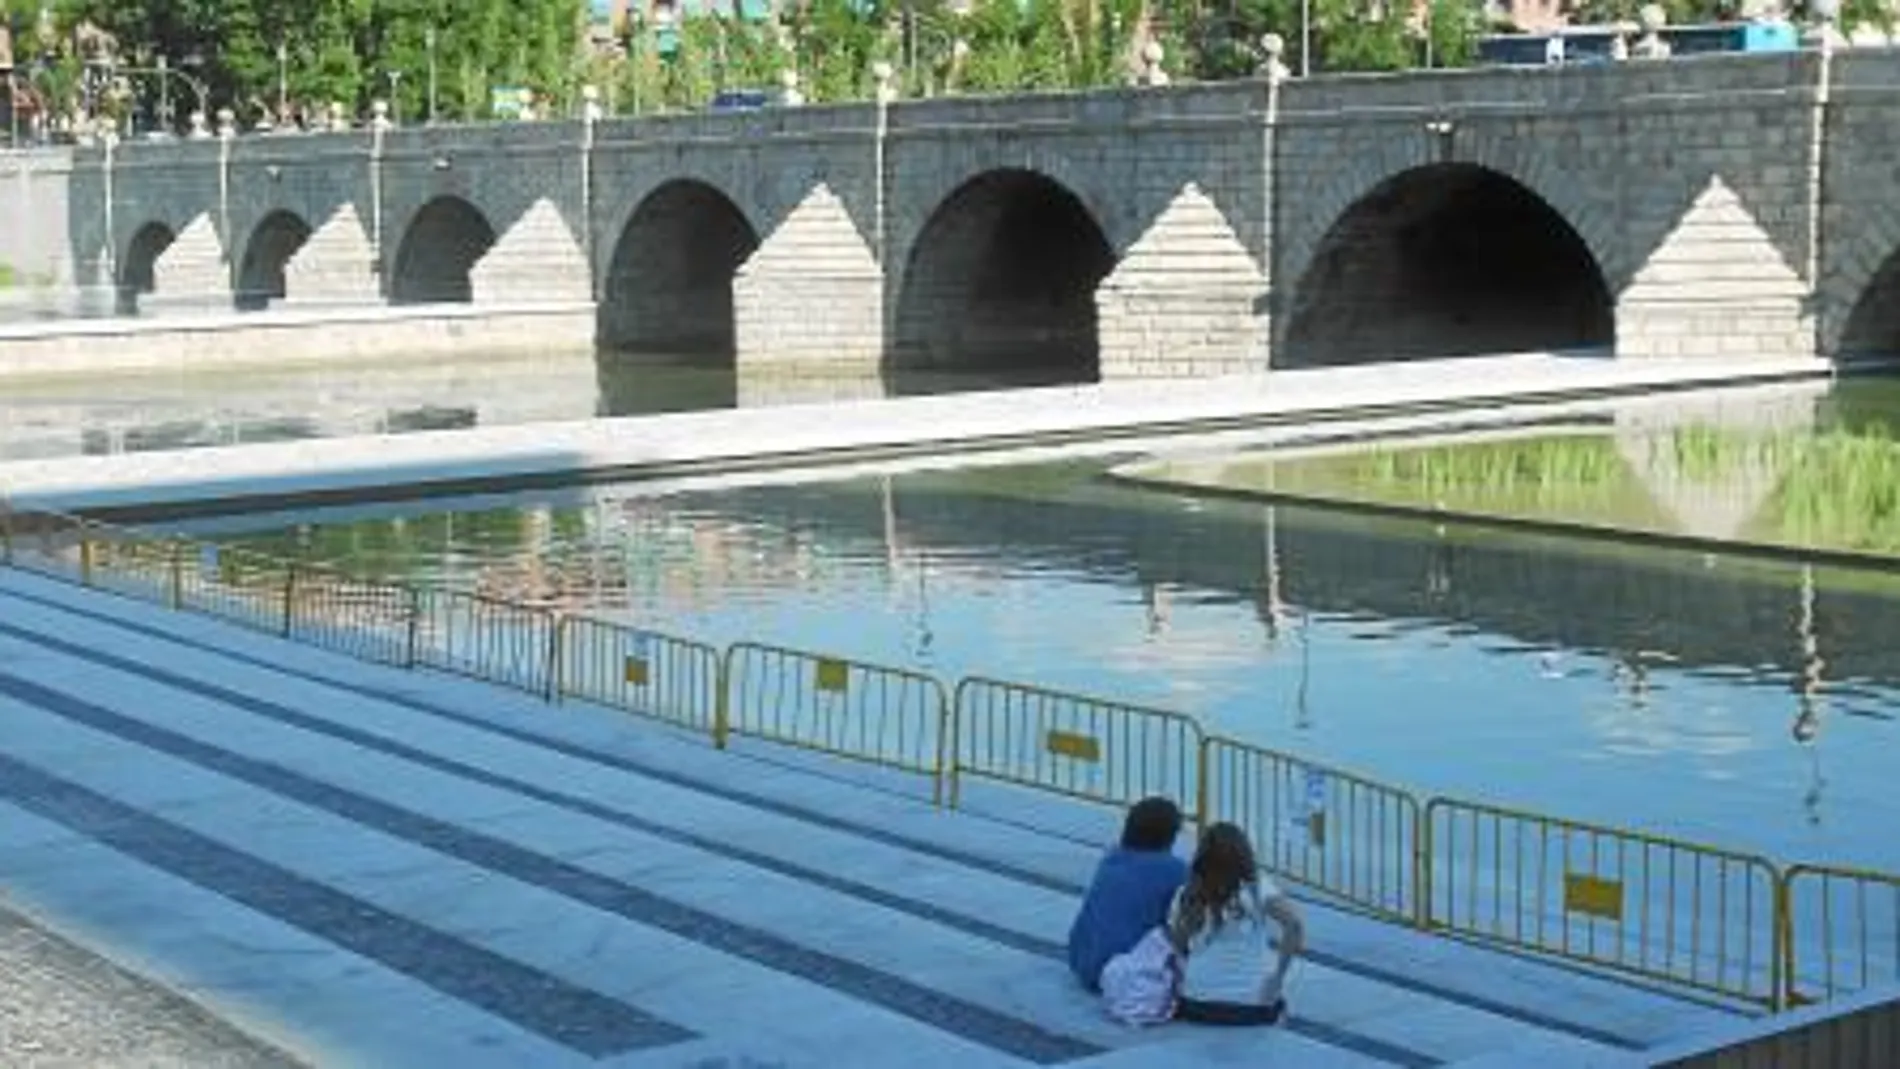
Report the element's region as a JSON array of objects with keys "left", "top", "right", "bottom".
[{"left": 1477, "top": 20, "right": 1799, "bottom": 66}]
